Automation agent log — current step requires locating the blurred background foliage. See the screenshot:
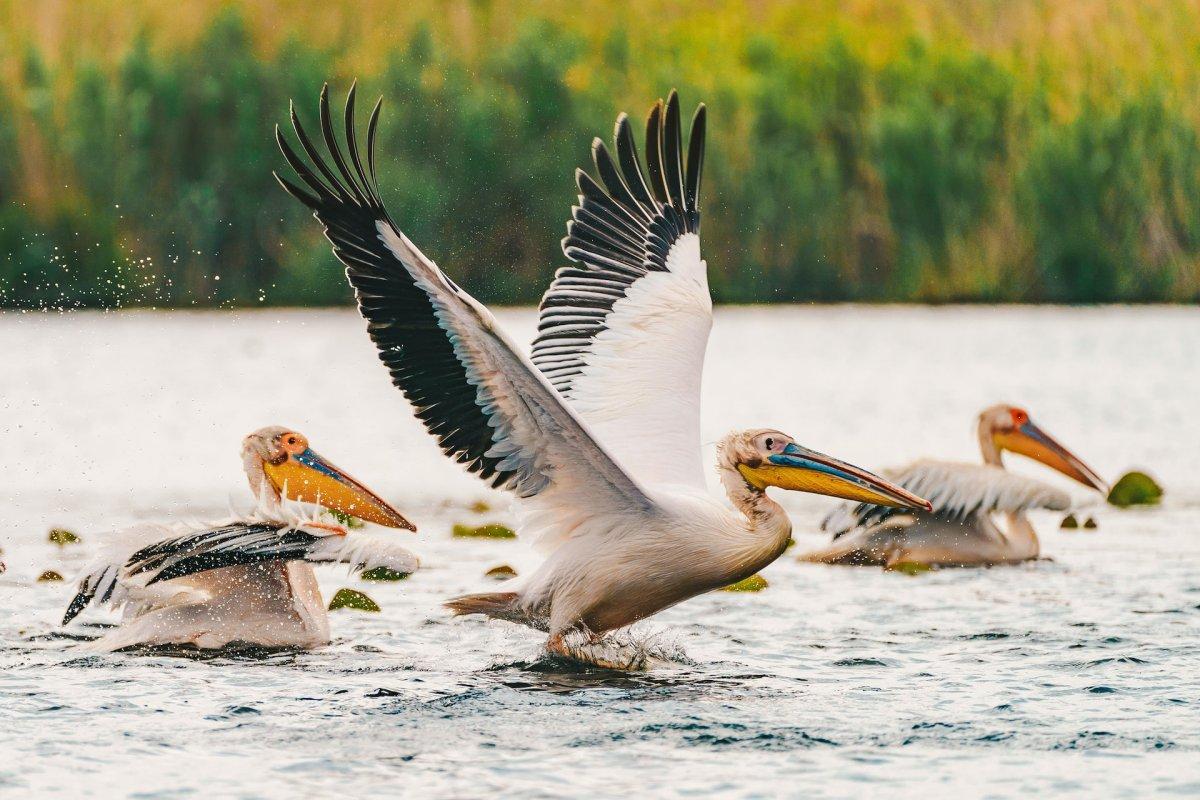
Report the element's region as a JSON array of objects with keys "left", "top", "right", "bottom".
[{"left": 2, "top": 0, "right": 1199, "bottom": 308}]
